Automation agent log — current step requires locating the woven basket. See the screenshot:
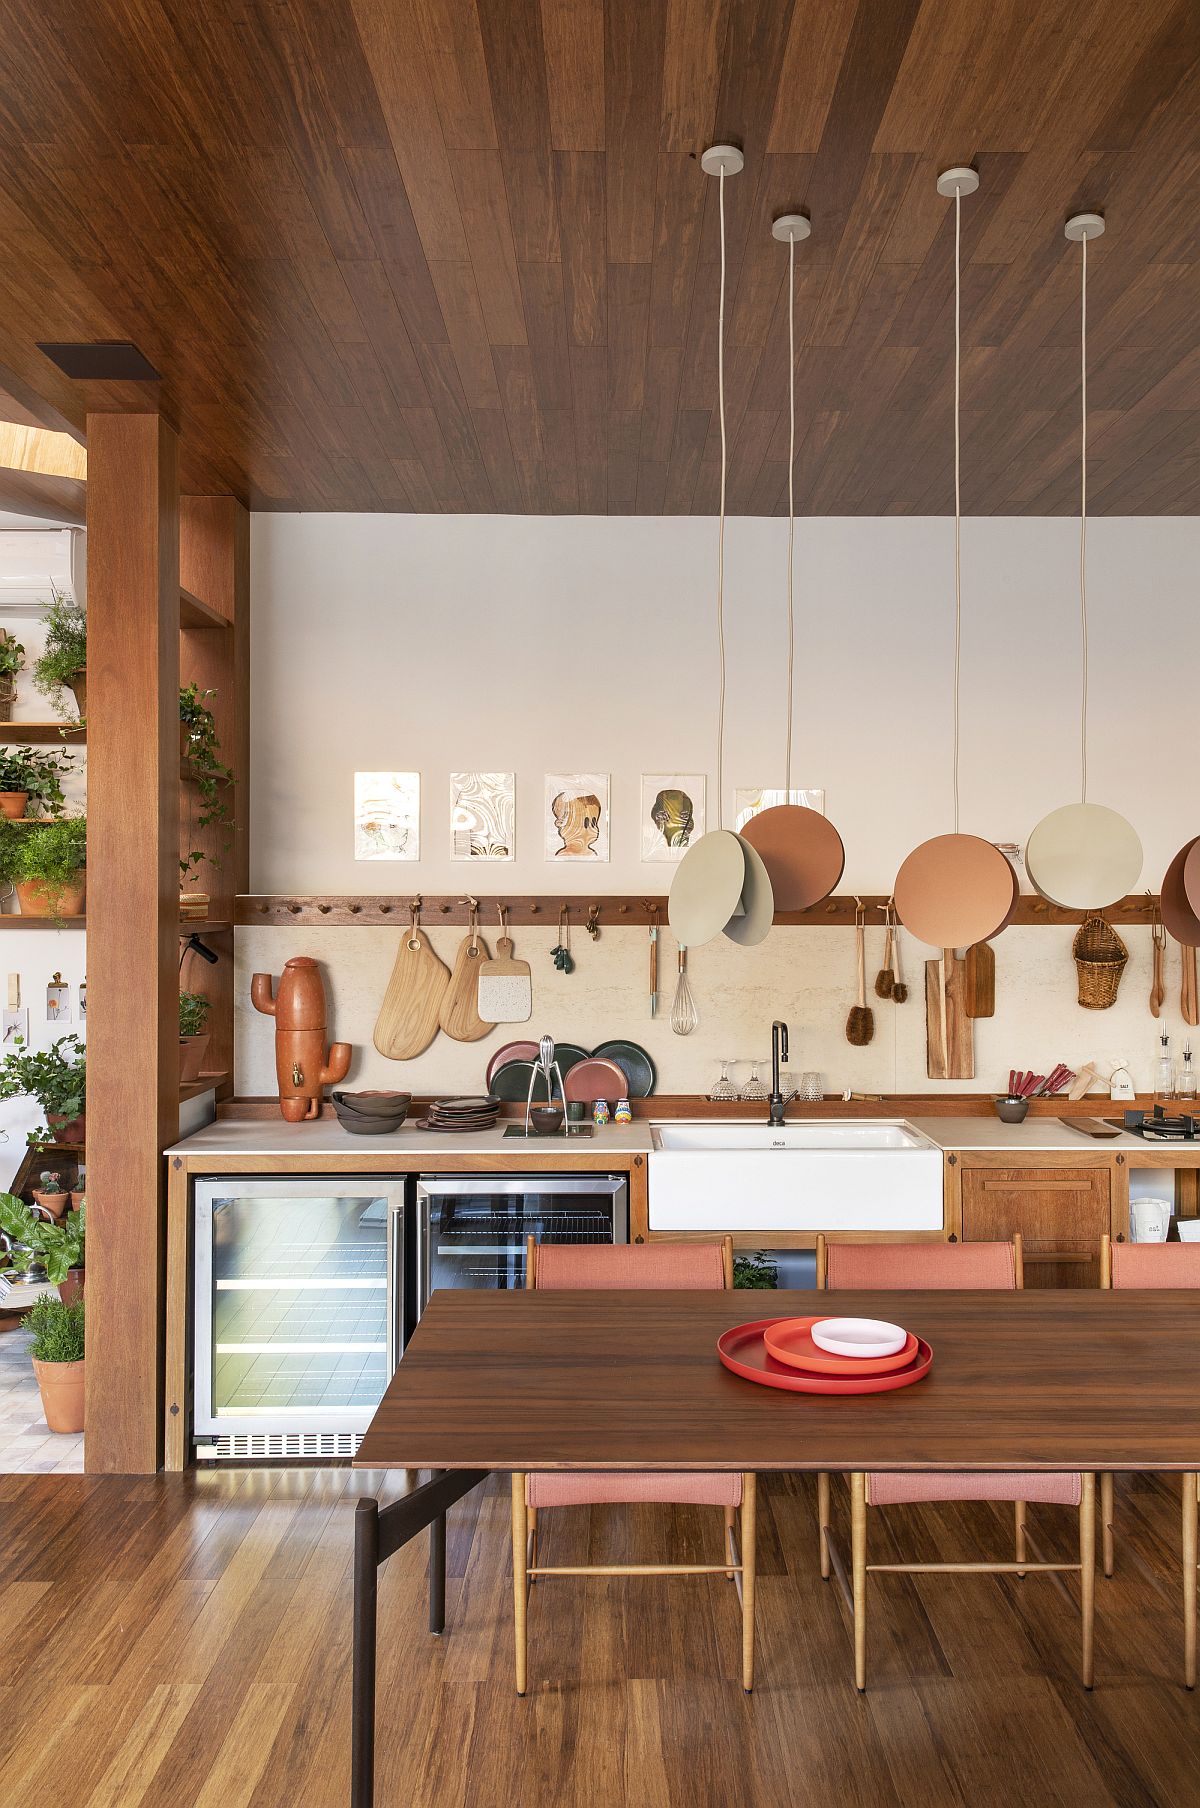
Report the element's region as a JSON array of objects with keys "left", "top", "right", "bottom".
[{"left": 1073, "top": 915, "right": 1128, "bottom": 1009}]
